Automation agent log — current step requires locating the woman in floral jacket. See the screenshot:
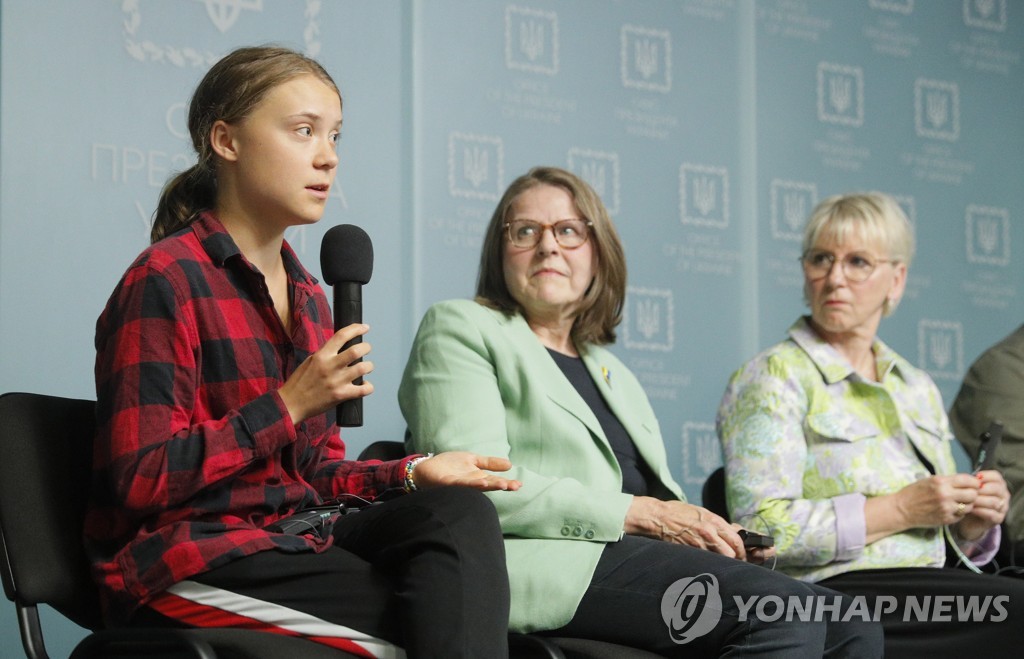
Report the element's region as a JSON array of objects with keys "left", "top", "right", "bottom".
[{"left": 718, "top": 192, "right": 1024, "bottom": 658}]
